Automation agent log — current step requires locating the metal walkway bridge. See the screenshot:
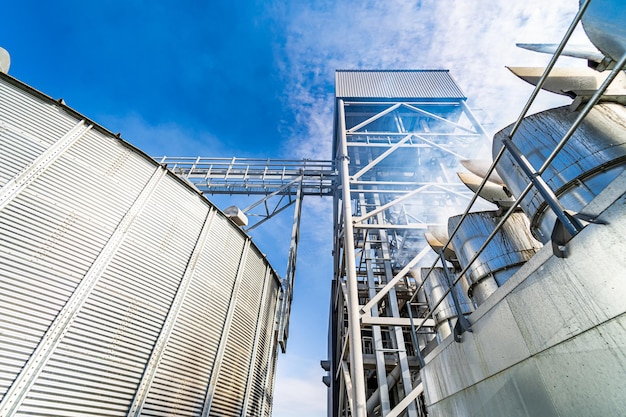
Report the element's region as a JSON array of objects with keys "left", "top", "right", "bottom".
[{"left": 156, "top": 157, "right": 336, "bottom": 196}]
